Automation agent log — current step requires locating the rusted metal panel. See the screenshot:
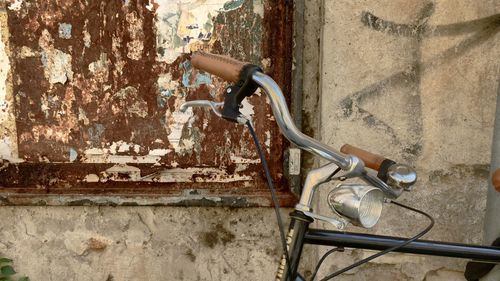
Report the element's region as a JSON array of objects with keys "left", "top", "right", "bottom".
[{"left": 0, "top": 0, "right": 295, "bottom": 206}]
